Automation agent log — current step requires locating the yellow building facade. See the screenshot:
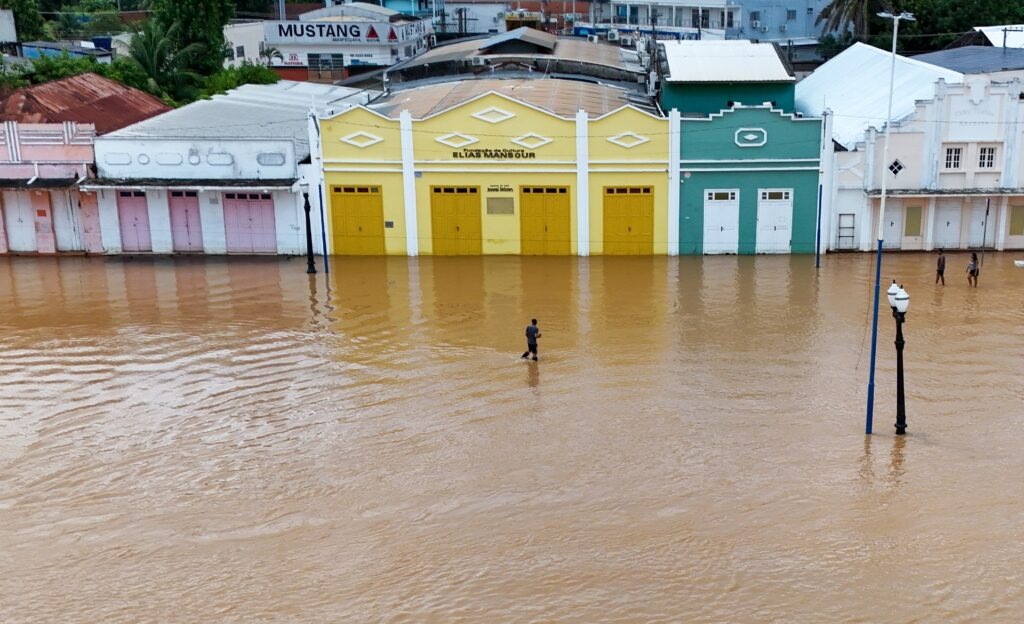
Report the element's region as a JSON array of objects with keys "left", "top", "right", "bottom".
[{"left": 319, "top": 91, "right": 671, "bottom": 256}]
